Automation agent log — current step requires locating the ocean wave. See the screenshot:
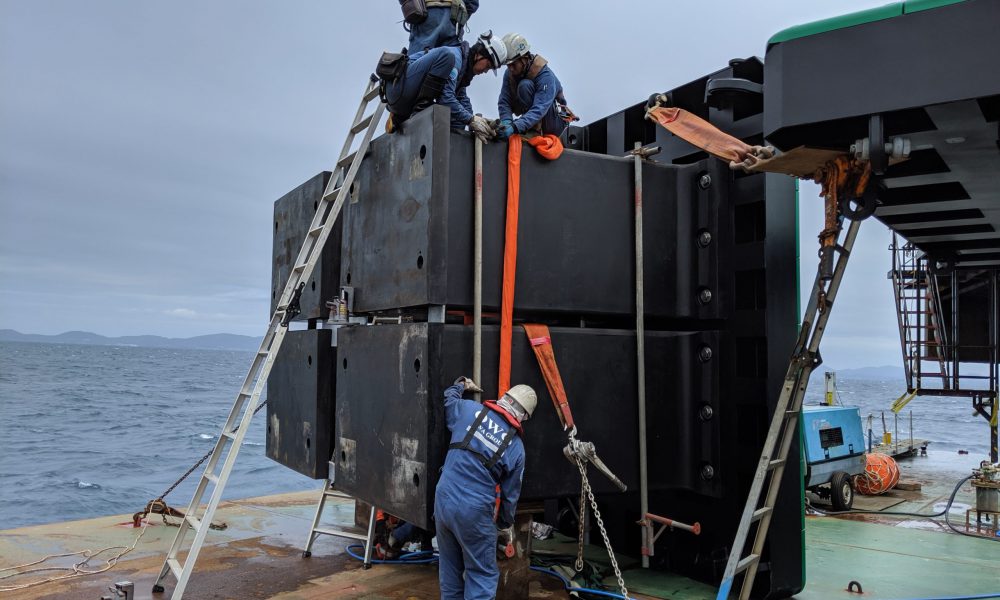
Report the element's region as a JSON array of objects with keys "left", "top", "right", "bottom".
[{"left": 71, "top": 479, "right": 102, "bottom": 490}]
